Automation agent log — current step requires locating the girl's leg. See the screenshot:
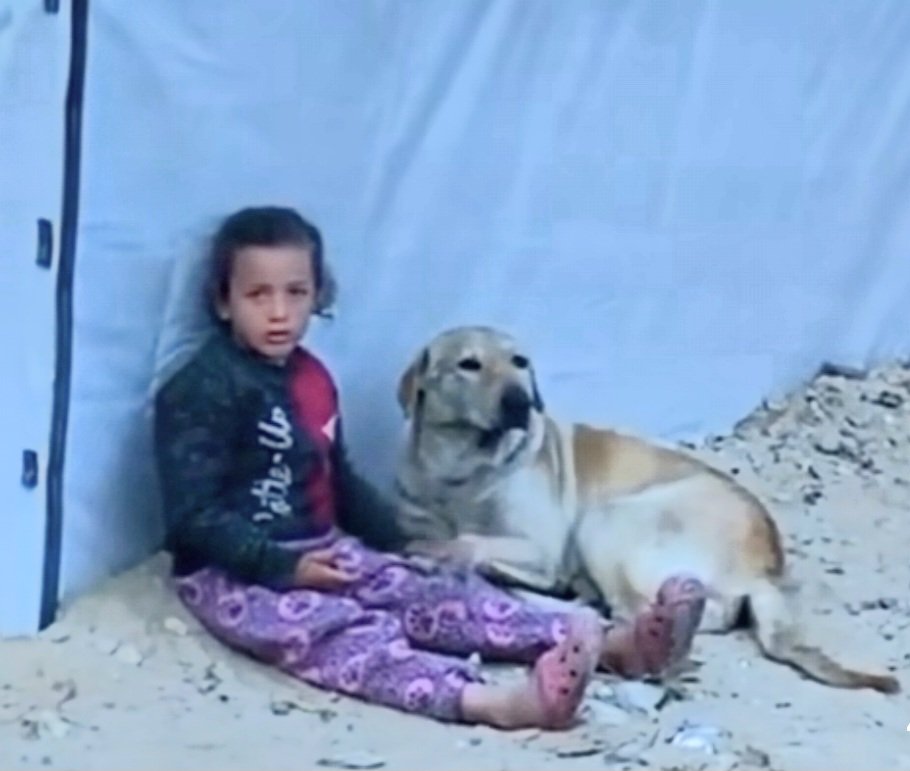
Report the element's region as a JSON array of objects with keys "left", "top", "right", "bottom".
[
  {"left": 329, "top": 537, "right": 706, "bottom": 677},
  {"left": 330, "top": 537, "right": 565, "bottom": 661},
  {"left": 172, "top": 567, "right": 595, "bottom": 728},
  {"left": 600, "top": 575, "right": 707, "bottom": 678},
  {"left": 461, "top": 617, "right": 600, "bottom": 729}
]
